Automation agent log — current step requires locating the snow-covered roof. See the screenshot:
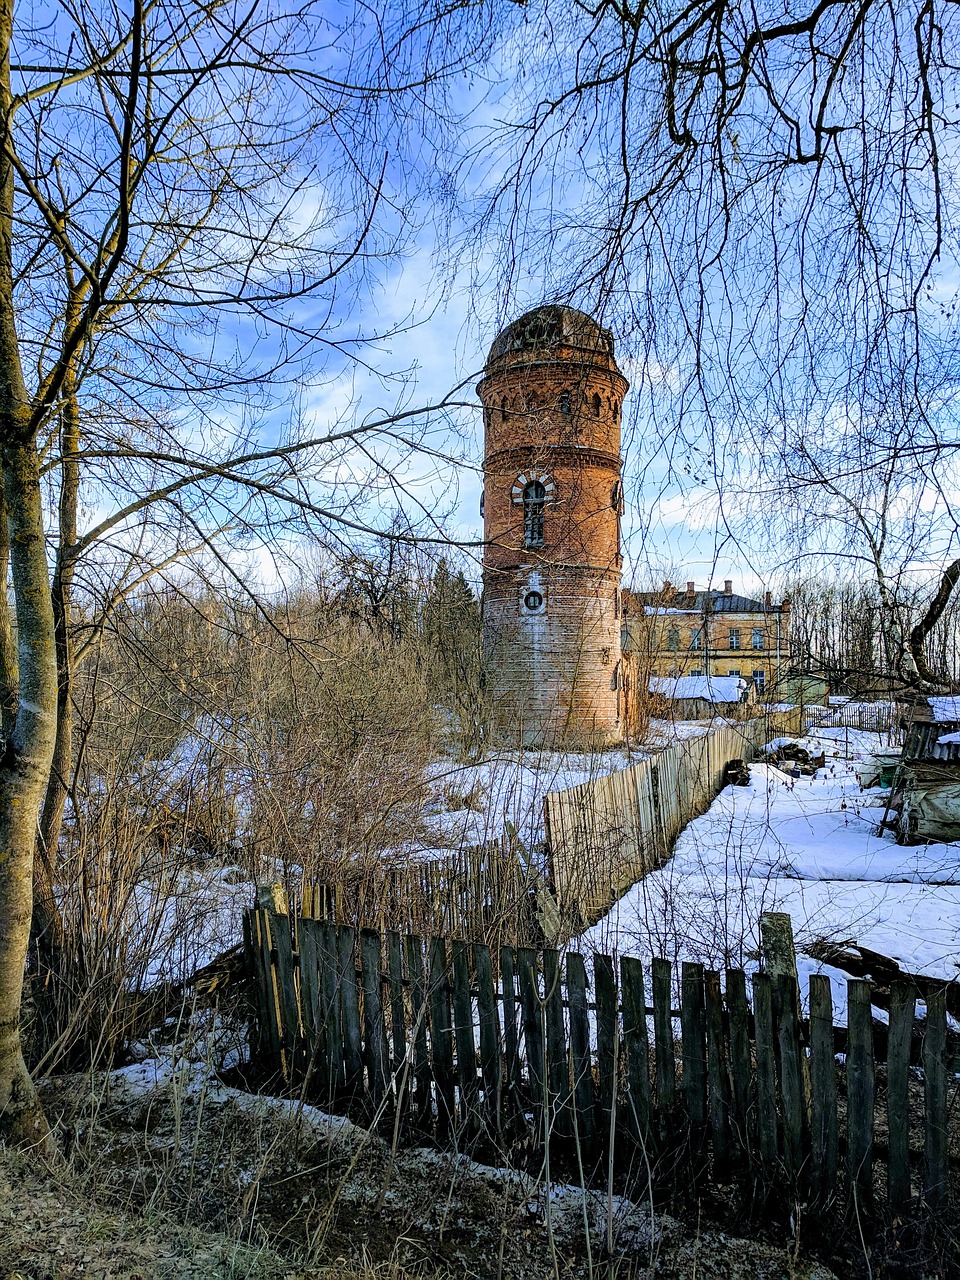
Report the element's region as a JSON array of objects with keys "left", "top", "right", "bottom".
[
  {"left": 937, "top": 731, "right": 960, "bottom": 745},
  {"left": 928, "top": 696, "right": 960, "bottom": 723},
  {"left": 649, "top": 675, "right": 747, "bottom": 703}
]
